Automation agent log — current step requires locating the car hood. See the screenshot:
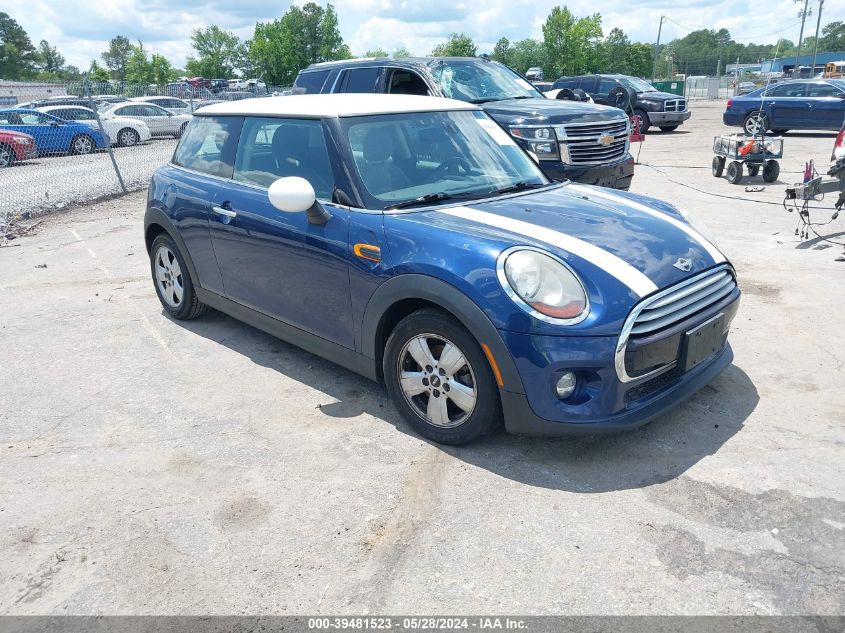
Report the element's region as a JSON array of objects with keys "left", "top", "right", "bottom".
[
  {"left": 402, "top": 183, "right": 726, "bottom": 297},
  {"left": 481, "top": 98, "right": 626, "bottom": 125},
  {"left": 636, "top": 91, "right": 681, "bottom": 101},
  {"left": 0, "top": 129, "right": 35, "bottom": 141}
]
